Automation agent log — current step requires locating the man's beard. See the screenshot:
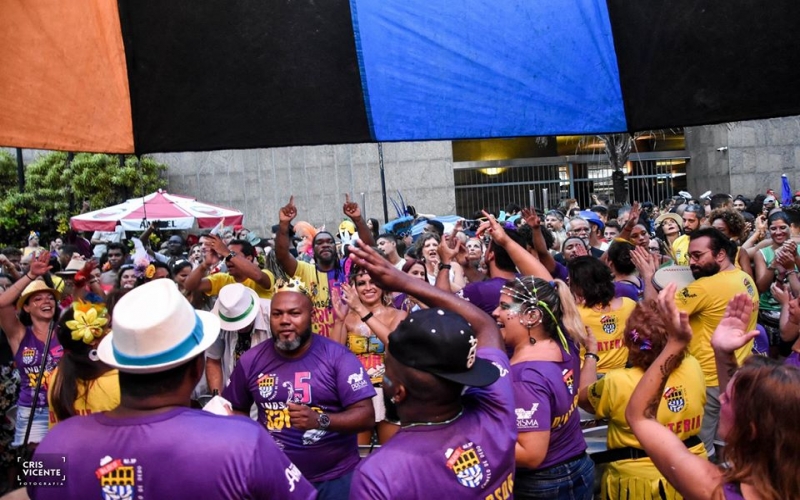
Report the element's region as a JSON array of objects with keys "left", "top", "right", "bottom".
[
  {"left": 690, "top": 261, "right": 720, "bottom": 279},
  {"left": 314, "top": 250, "right": 335, "bottom": 266},
  {"left": 274, "top": 328, "right": 312, "bottom": 352}
]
